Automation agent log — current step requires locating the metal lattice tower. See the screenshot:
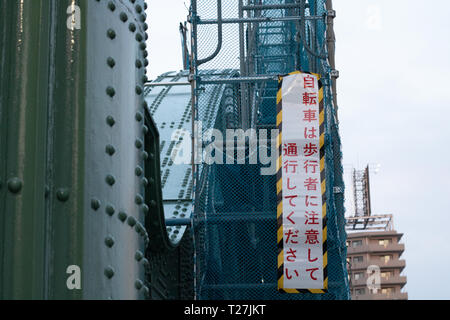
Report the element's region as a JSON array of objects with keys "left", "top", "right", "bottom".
[{"left": 352, "top": 166, "right": 372, "bottom": 218}]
